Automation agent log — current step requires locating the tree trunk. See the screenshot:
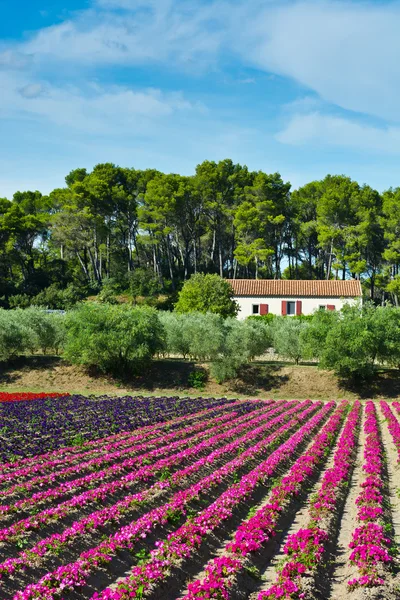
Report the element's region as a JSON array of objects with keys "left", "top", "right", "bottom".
[
  {"left": 165, "top": 236, "right": 175, "bottom": 290},
  {"left": 326, "top": 240, "right": 333, "bottom": 280},
  {"left": 76, "top": 251, "right": 90, "bottom": 280},
  {"left": 193, "top": 238, "right": 197, "bottom": 274},
  {"left": 211, "top": 229, "right": 216, "bottom": 262},
  {"left": 106, "top": 232, "right": 111, "bottom": 277}
]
